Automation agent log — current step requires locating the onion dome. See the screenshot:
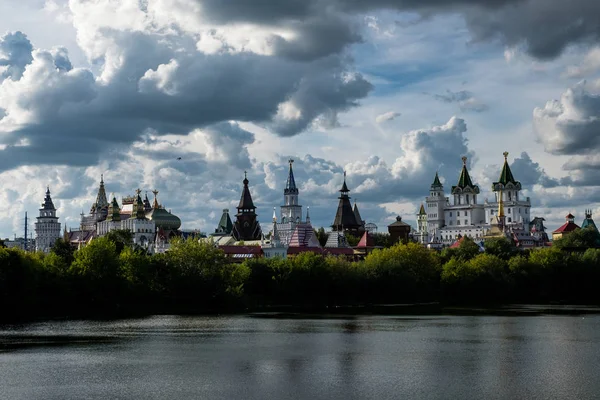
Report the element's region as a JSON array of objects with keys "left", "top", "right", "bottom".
[{"left": 145, "top": 190, "right": 181, "bottom": 230}]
